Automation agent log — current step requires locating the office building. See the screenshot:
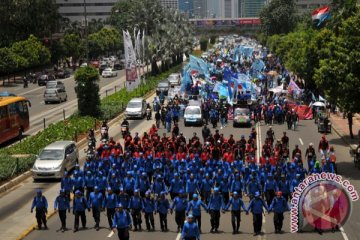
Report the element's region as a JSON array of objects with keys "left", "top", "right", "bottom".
[
  {"left": 56, "top": 0, "right": 117, "bottom": 22},
  {"left": 160, "top": 0, "right": 179, "bottom": 9},
  {"left": 179, "top": 0, "right": 194, "bottom": 16},
  {"left": 206, "top": 0, "right": 221, "bottom": 18},
  {"left": 239, "top": 0, "right": 267, "bottom": 18},
  {"left": 295, "top": 0, "right": 331, "bottom": 14},
  {"left": 193, "top": 0, "right": 207, "bottom": 18}
]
